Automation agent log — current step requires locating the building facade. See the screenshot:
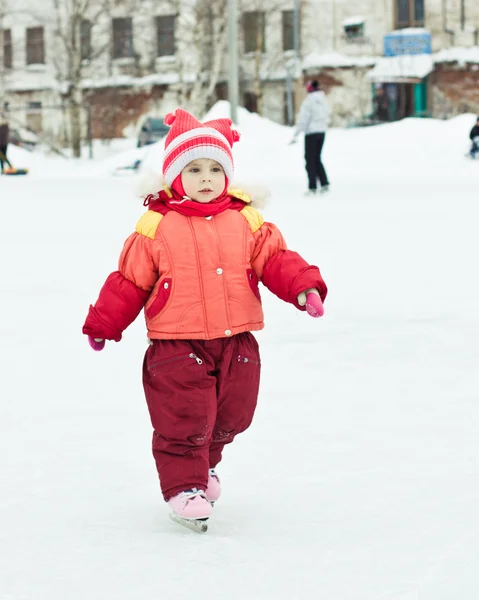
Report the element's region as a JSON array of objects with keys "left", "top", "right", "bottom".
[{"left": 0, "top": 0, "right": 478, "bottom": 143}]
